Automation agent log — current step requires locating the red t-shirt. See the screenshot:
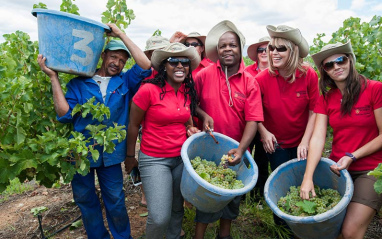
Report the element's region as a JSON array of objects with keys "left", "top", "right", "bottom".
[
  {"left": 194, "top": 60, "right": 263, "bottom": 142},
  {"left": 133, "top": 82, "right": 191, "bottom": 158},
  {"left": 314, "top": 79, "right": 382, "bottom": 171},
  {"left": 244, "top": 62, "right": 260, "bottom": 77},
  {"left": 255, "top": 66, "right": 319, "bottom": 148},
  {"left": 192, "top": 58, "right": 213, "bottom": 78}
]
